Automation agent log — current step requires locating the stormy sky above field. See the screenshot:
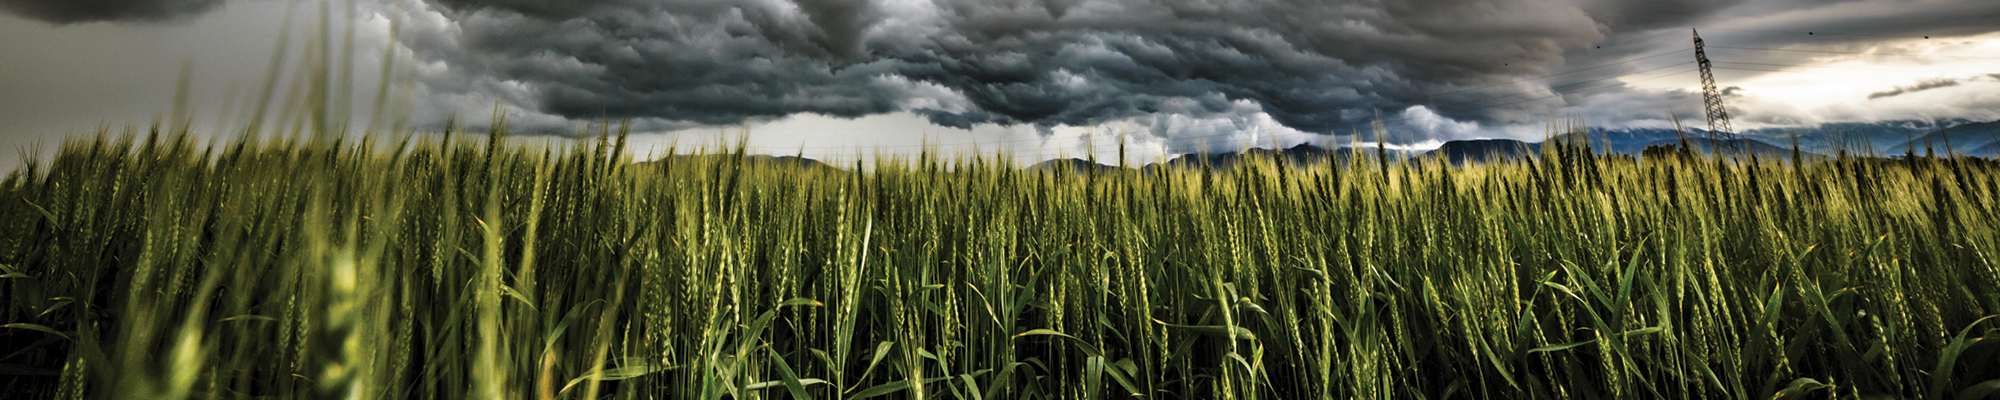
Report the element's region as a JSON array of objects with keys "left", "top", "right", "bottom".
[{"left": 2, "top": 0, "right": 1998, "bottom": 165}]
